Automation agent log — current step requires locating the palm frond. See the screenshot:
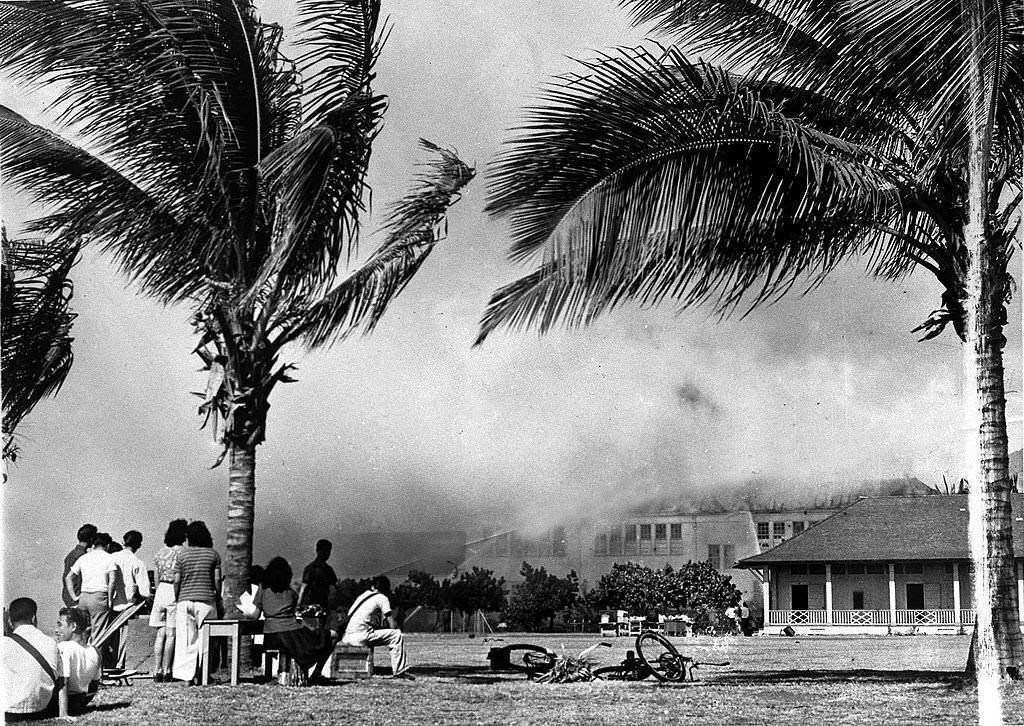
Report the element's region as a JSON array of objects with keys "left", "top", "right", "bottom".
[
  {"left": 2, "top": 232, "right": 79, "bottom": 458},
  {"left": 479, "top": 47, "right": 916, "bottom": 343},
  {"left": 284, "top": 140, "right": 474, "bottom": 347}
]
